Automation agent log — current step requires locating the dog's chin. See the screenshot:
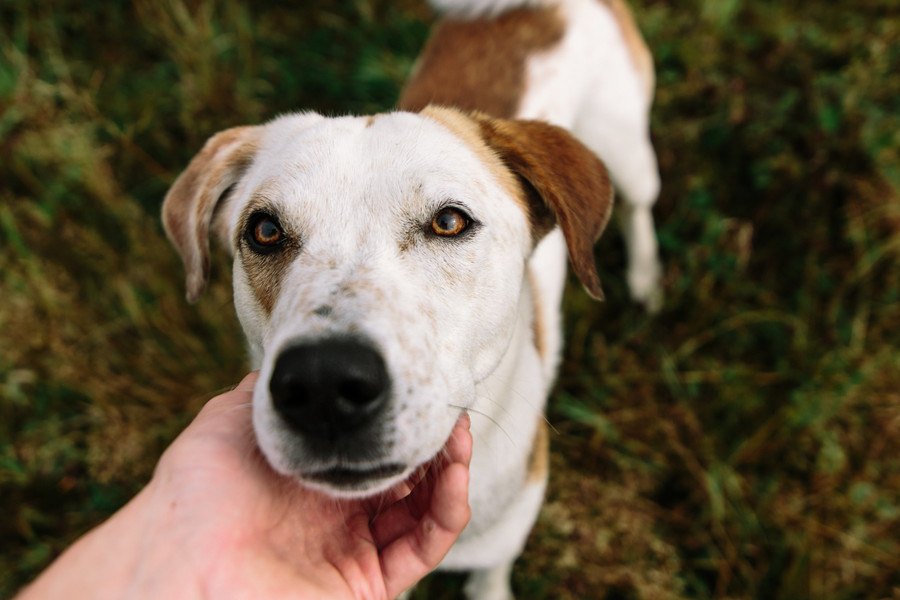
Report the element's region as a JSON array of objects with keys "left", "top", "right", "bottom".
[{"left": 298, "top": 463, "right": 413, "bottom": 499}]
